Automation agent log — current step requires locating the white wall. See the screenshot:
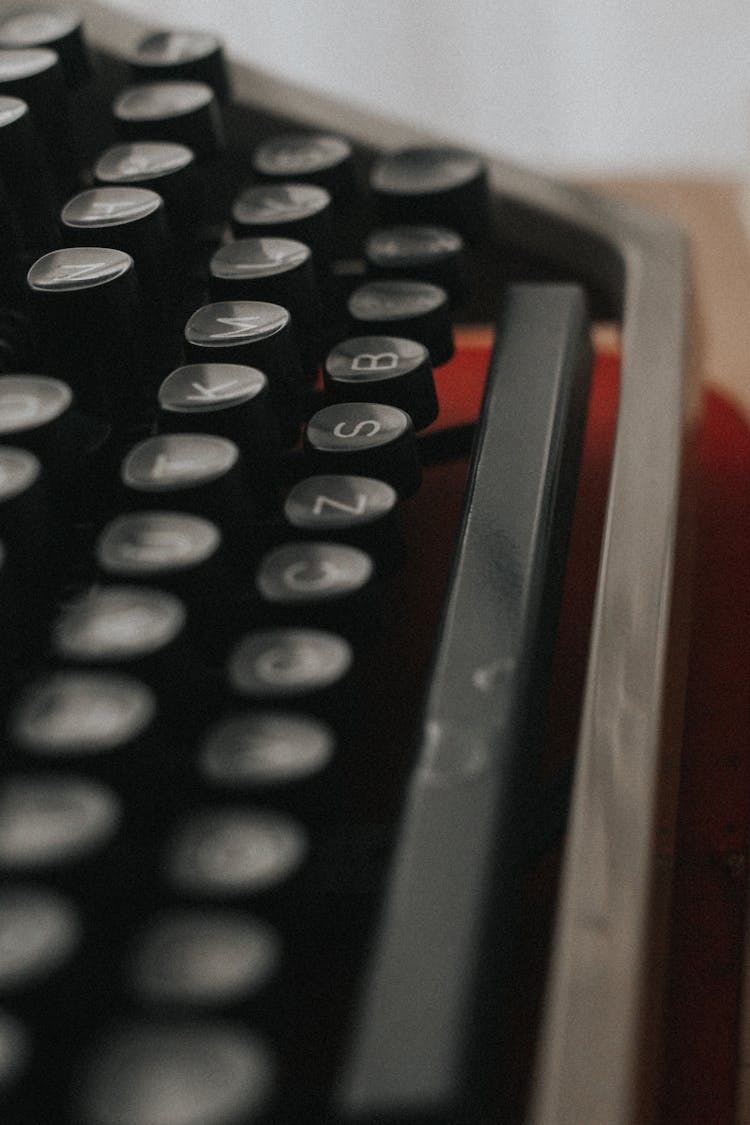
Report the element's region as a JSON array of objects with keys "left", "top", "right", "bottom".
[{"left": 88, "top": 0, "right": 750, "bottom": 174}]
